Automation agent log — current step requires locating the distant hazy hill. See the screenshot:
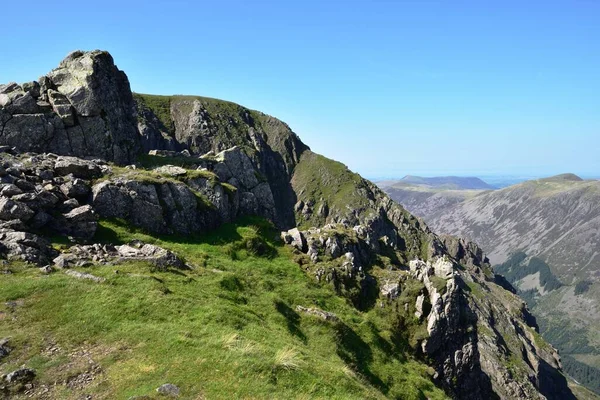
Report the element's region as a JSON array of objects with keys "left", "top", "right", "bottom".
[
  {"left": 383, "top": 173, "right": 600, "bottom": 393},
  {"left": 377, "top": 176, "right": 494, "bottom": 219},
  {"left": 379, "top": 175, "right": 495, "bottom": 190}
]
